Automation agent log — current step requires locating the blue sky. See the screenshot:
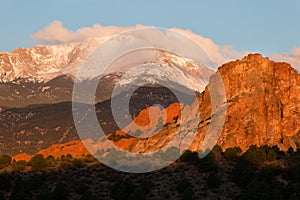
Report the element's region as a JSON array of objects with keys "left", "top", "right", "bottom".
[{"left": 1, "top": 0, "right": 300, "bottom": 54}]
